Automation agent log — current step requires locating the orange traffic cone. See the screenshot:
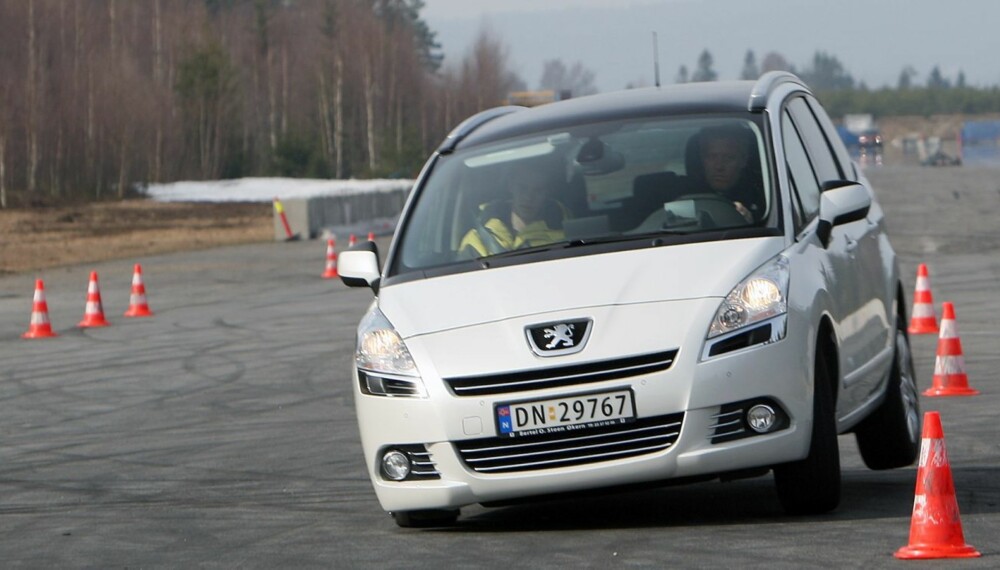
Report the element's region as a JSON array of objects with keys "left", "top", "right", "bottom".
[
  {"left": 924, "top": 302, "right": 978, "bottom": 396},
  {"left": 895, "top": 411, "right": 980, "bottom": 559},
  {"left": 22, "top": 279, "right": 58, "bottom": 339},
  {"left": 367, "top": 231, "right": 375, "bottom": 242},
  {"left": 124, "top": 264, "right": 154, "bottom": 317},
  {"left": 348, "top": 233, "right": 357, "bottom": 248},
  {"left": 322, "top": 238, "right": 339, "bottom": 279},
  {"left": 908, "top": 264, "right": 938, "bottom": 334},
  {"left": 78, "top": 271, "right": 110, "bottom": 327}
]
